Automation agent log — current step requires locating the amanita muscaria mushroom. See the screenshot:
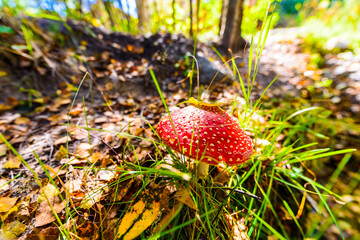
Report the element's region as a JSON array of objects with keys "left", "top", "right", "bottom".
[{"left": 157, "top": 97, "right": 253, "bottom": 177}]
